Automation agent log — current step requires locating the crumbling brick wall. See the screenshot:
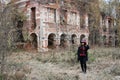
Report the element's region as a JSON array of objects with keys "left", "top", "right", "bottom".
[{"left": 15, "top": 0, "right": 89, "bottom": 52}]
